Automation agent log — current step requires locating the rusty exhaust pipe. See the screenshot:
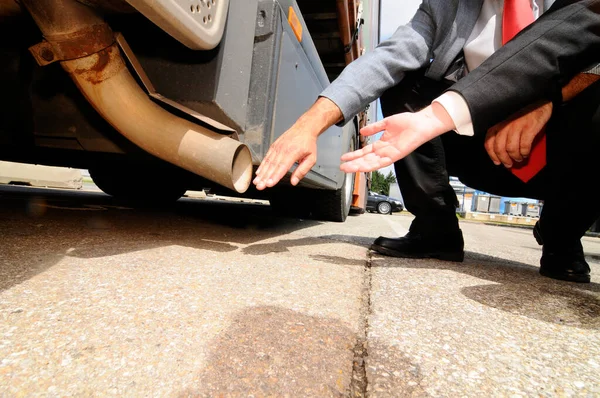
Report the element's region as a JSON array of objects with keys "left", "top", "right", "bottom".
[
  {"left": 0, "top": 1, "right": 22, "bottom": 18},
  {"left": 22, "top": 0, "right": 253, "bottom": 193},
  {"left": 63, "top": 44, "right": 253, "bottom": 193}
]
